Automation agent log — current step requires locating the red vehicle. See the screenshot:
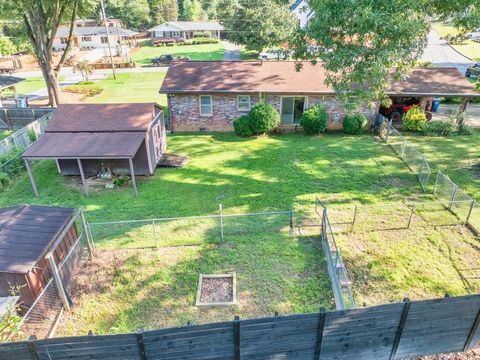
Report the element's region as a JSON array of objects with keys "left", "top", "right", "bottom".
[{"left": 380, "top": 97, "right": 432, "bottom": 122}]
